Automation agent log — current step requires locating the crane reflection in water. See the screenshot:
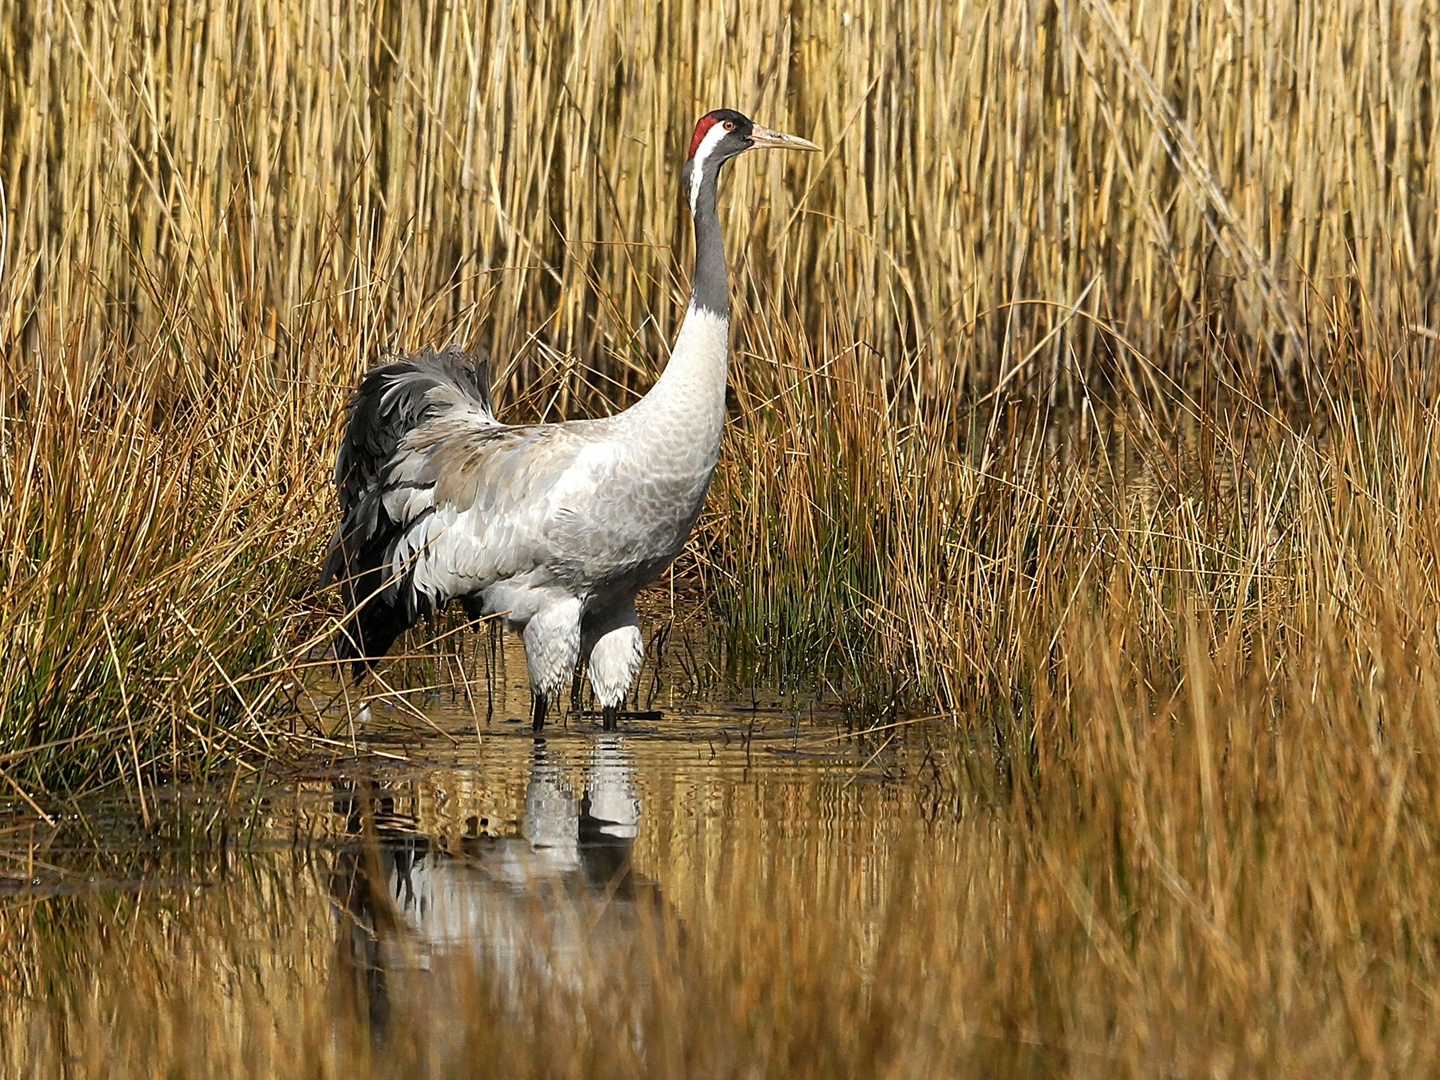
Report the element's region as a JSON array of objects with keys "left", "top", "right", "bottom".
[{"left": 325, "top": 735, "right": 662, "bottom": 1043}]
